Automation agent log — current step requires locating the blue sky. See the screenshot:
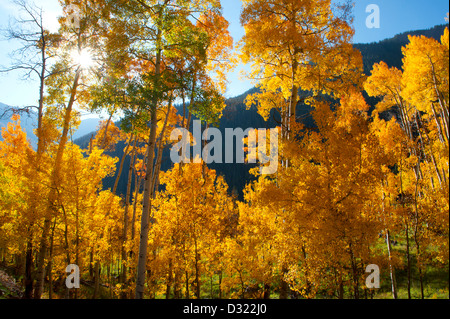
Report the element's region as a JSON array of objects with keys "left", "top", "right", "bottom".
[{"left": 0, "top": 0, "right": 448, "bottom": 111}]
